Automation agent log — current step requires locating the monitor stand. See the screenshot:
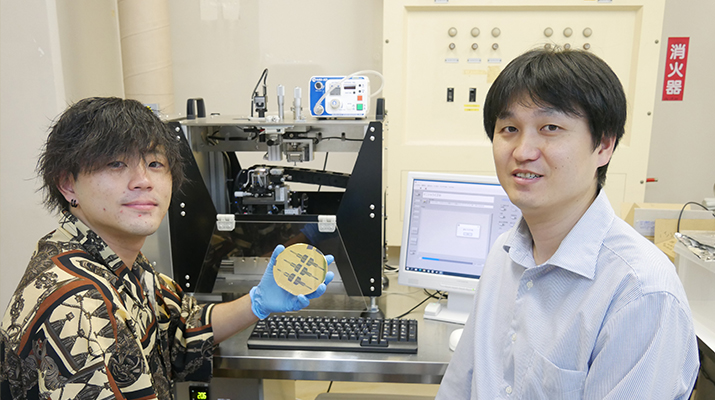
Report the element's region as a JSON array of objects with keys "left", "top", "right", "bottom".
[{"left": 423, "top": 291, "right": 474, "bottom": 325}]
